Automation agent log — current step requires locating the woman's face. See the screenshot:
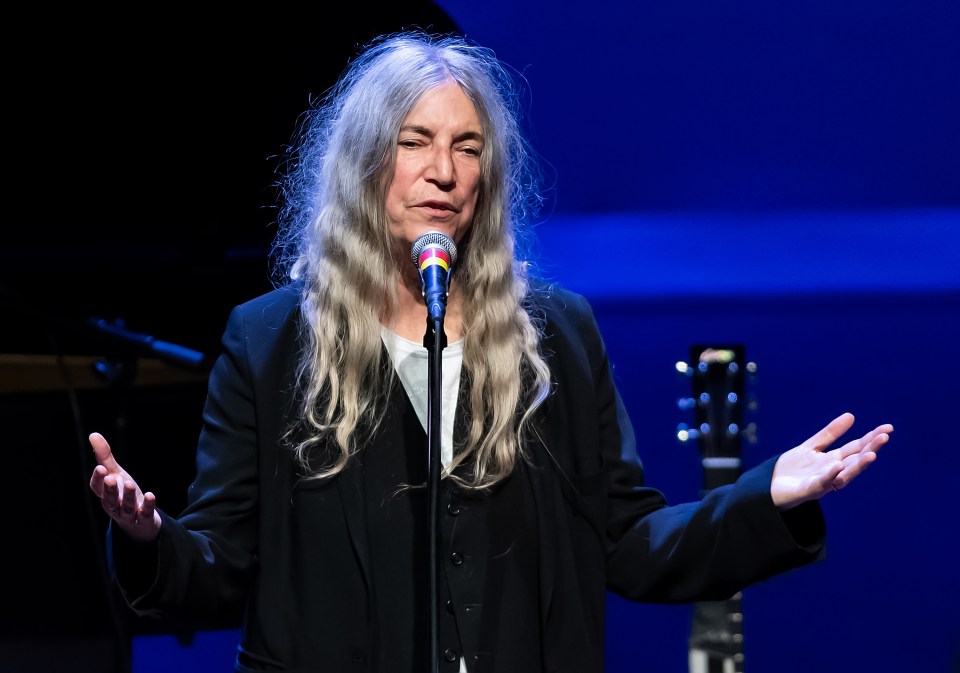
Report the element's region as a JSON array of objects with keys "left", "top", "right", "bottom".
[{"left": 386, "top": 81, "right": 484, "bottom": 252}]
